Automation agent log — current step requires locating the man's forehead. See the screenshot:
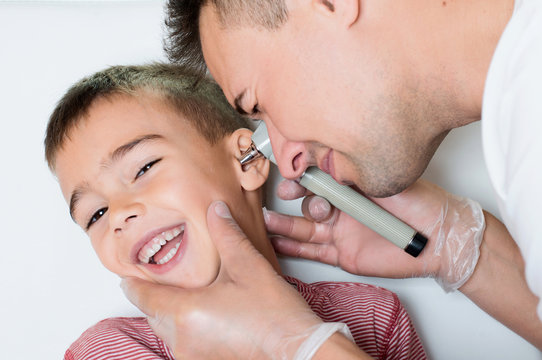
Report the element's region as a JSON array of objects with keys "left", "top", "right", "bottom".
[
  {"left": 199, "top": 23, "right": 258, "bottom": 110},
  {"left": 199, "top": 6, "right": 230, "bottom": 78}
]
